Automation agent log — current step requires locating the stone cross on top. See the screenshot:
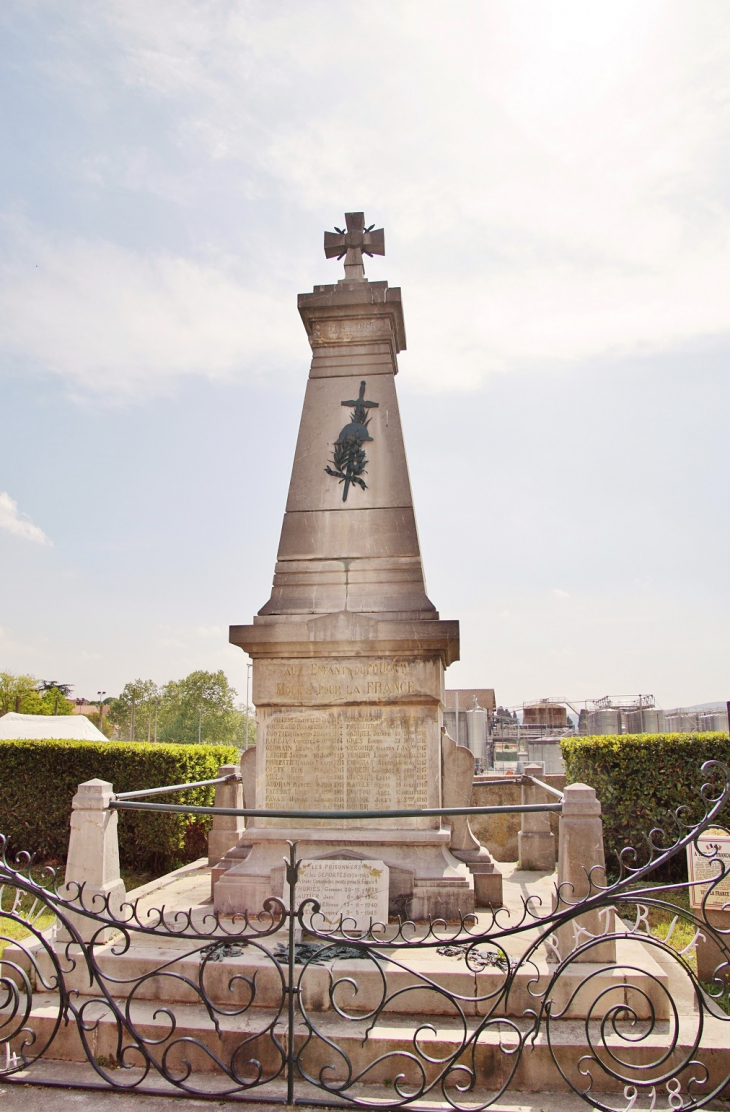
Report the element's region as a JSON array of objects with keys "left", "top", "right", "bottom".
[{"left": 324, "top": 212, "right": 385, "bottom": 282}]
